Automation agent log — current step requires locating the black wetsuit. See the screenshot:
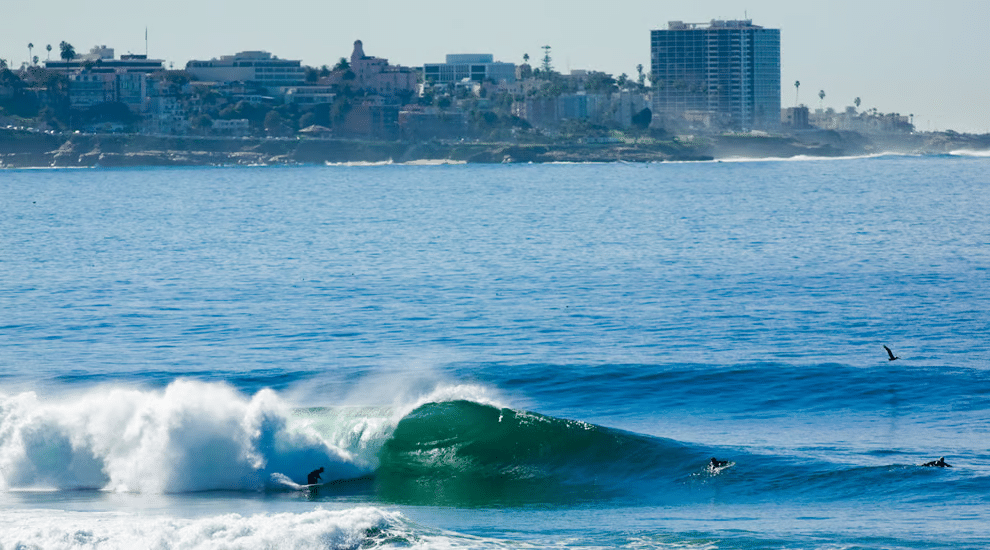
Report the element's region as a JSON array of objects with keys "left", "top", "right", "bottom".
[{"left": 307, "top": 469, "right": 323, "bottom": 484}]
